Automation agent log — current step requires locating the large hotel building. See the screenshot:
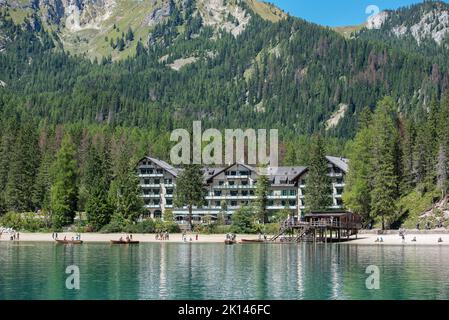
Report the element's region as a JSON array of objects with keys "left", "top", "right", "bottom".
[{"left": 137, "top": 156, "right": 348, "bottom": 224}]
